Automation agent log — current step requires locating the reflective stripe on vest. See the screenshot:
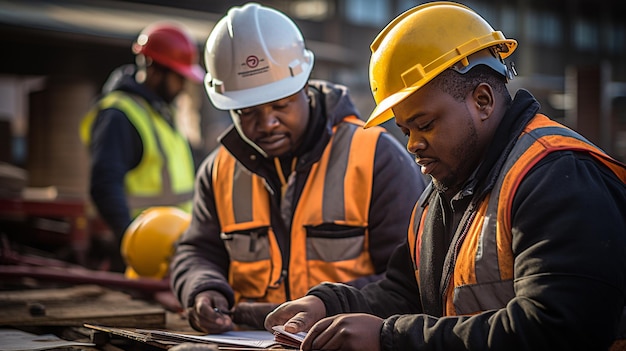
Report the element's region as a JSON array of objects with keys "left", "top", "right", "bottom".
[
  {"left": 80, "top": 91, "right": 195, "bottom": 214},
  {"left": 409, "top": 114, "right": 626, "bottom": 316},
  {"left": 213, "top": 116, "right": 382, "bottom": 303}
]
